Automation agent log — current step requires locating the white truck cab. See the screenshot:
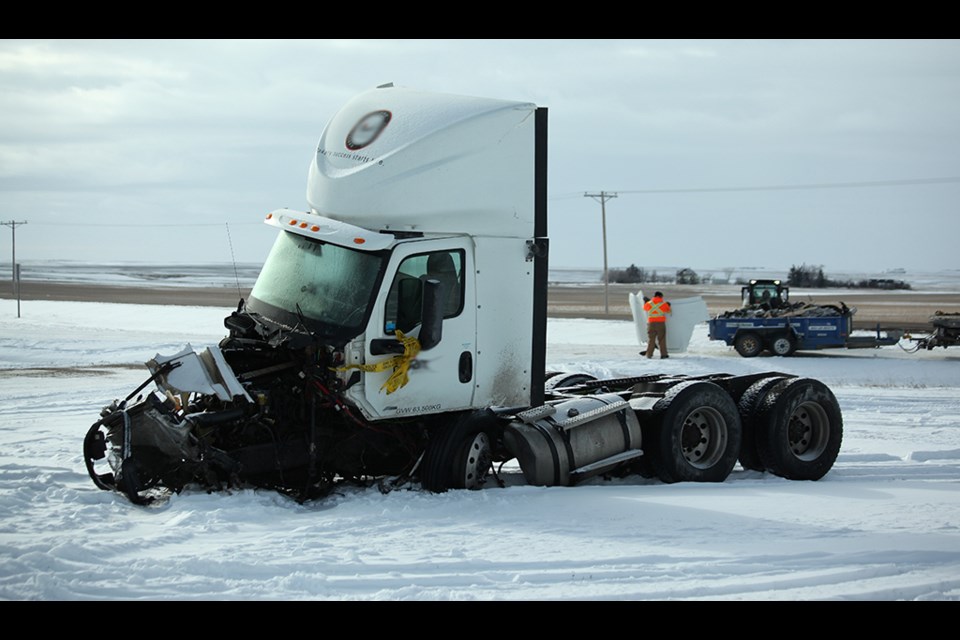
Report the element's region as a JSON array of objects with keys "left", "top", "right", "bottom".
[{"left": 246, "top": 85, "right": 549, "bottom": 418}]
